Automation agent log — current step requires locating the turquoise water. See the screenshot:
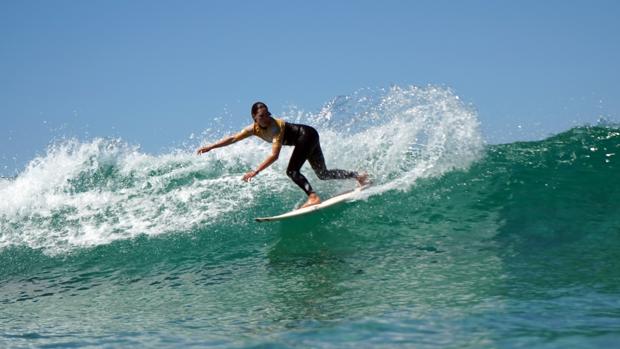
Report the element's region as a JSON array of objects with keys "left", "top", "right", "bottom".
[{"left": 1, "top": 87, "right": 619, "bottom": 348}]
